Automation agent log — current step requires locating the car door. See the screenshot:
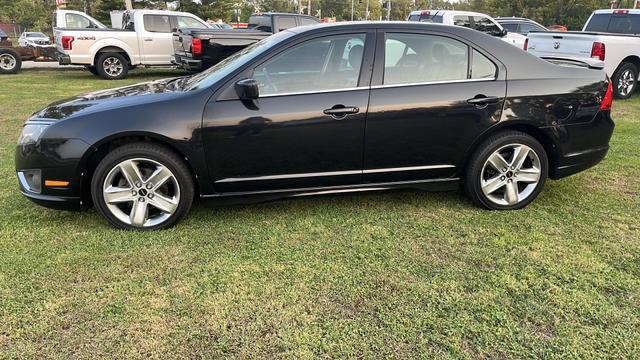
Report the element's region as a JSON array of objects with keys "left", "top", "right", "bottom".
[
  {"left": 140, "top": 14, "right": 174, "bottom": 64},
  {"left": 363, "top": 30, "right": 507, "bottom": 183},
  {"left": 202, "top": 31, "right": 375, "bottom": 193}
]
